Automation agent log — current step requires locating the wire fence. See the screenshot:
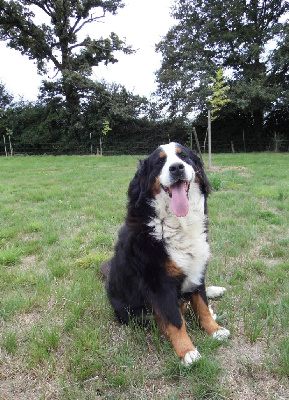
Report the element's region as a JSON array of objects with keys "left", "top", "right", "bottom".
[{"left": 1, "top": 137, "right": 289, "bottom": 157}]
